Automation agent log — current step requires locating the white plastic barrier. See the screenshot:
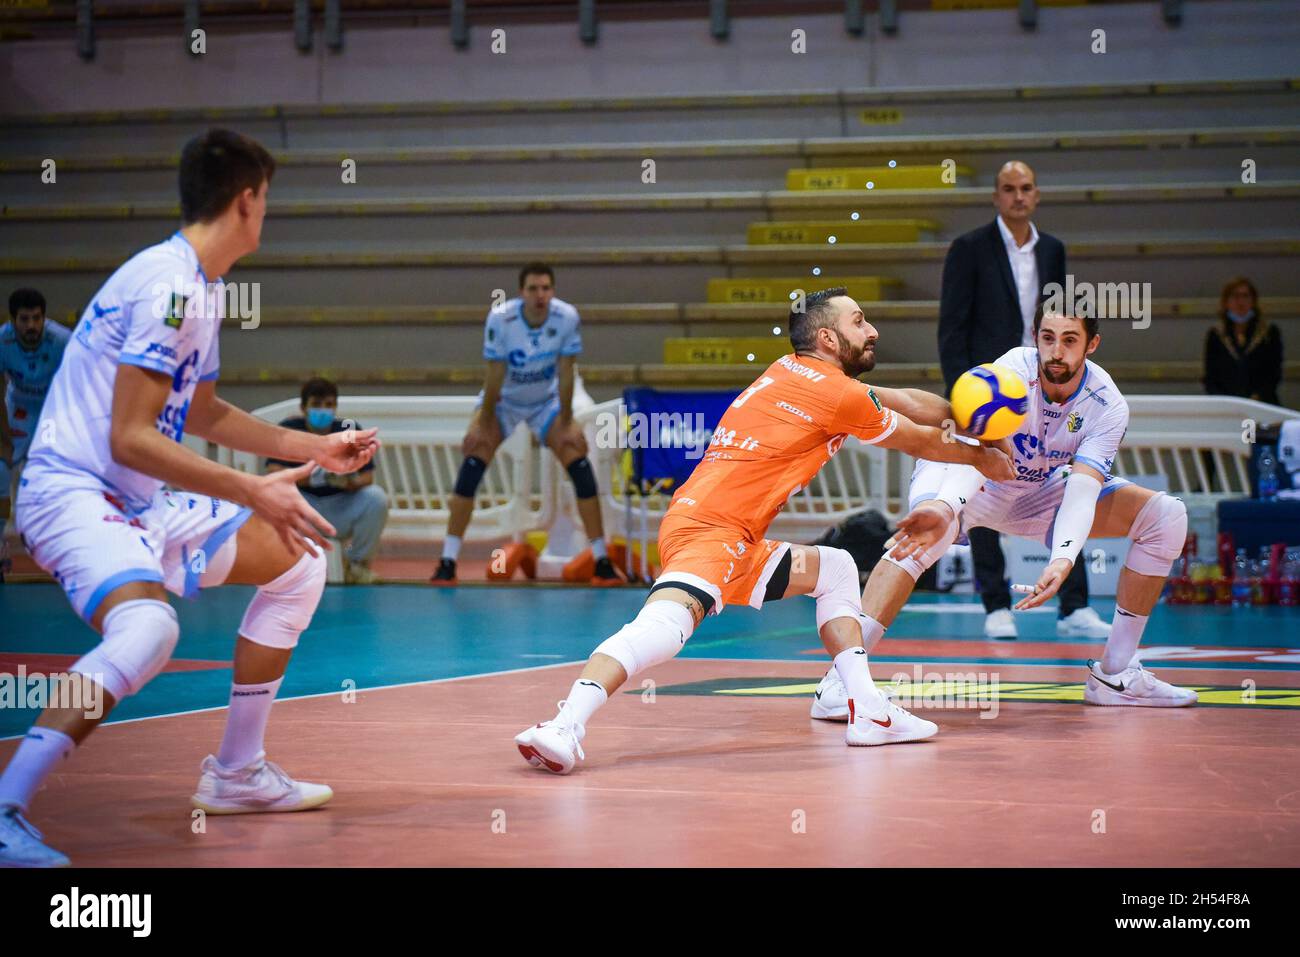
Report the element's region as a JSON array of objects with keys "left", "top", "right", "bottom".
[
  {"left": 206, "top": 396, "right": 536, "bottom": 544},
  {"left": 188, "top": 393, "right": 1298, "bottom": 548}
]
